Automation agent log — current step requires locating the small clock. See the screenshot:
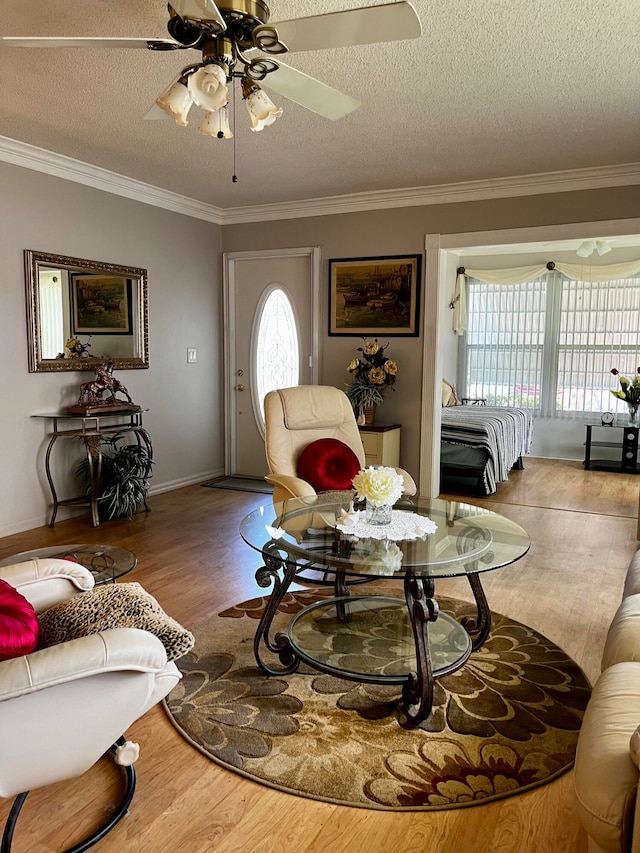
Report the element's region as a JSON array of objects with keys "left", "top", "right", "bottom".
[{"left": 601, "top": 412, "right": 615, "bottom": 426}]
